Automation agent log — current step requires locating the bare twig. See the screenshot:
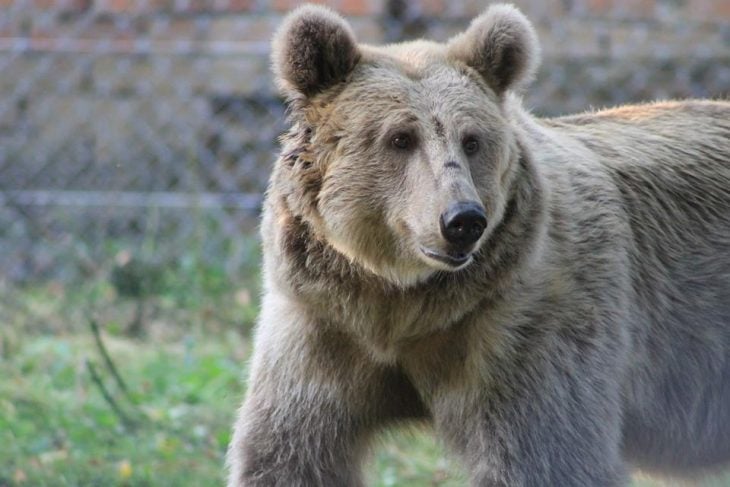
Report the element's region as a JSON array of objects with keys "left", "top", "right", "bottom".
[
  {"left": 85, "top": 359, "right": 136, "bottom": 429},
  {"left": 89, "top": 319, "right": 132, "bottom": 400}
]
